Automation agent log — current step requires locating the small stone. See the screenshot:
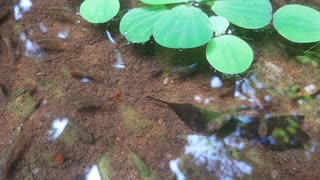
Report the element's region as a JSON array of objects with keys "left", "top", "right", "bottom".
[
  {"left": 163, "top": 77, "right": 169, "bottom": 86},
  {"left": 32, "top": 168, "right": 40, "bottom": 175},
  {"left": 271, "top": 169, "right": 279, "bottom": 179}
]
